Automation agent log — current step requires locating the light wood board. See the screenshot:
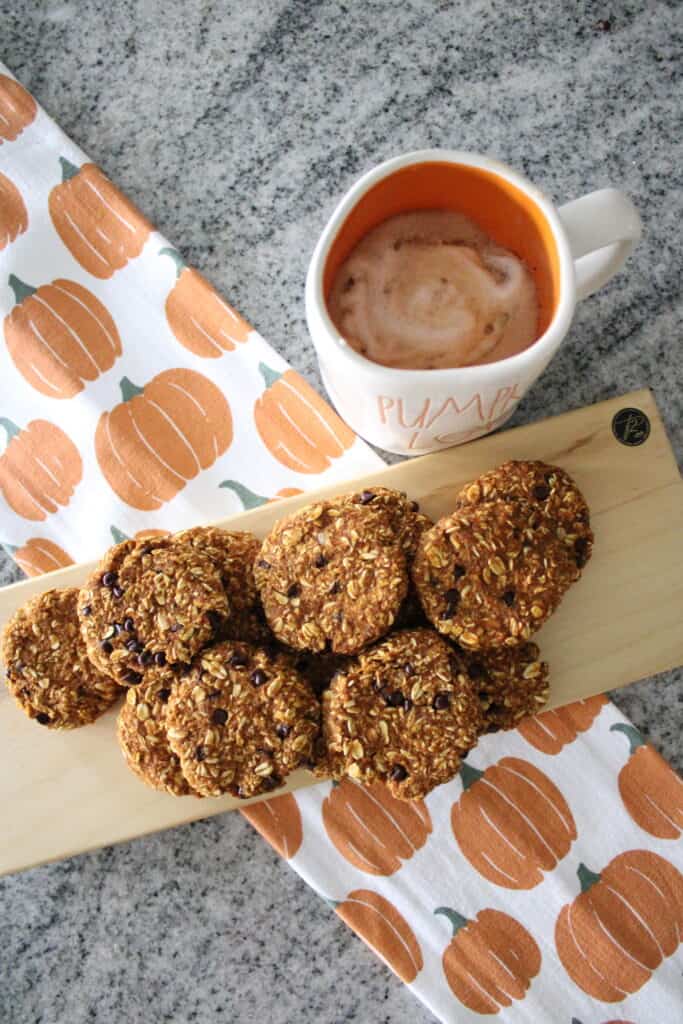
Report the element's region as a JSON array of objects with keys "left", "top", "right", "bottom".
[{"left": 1, "top": 388, "right": 682, "bottom": 877}]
